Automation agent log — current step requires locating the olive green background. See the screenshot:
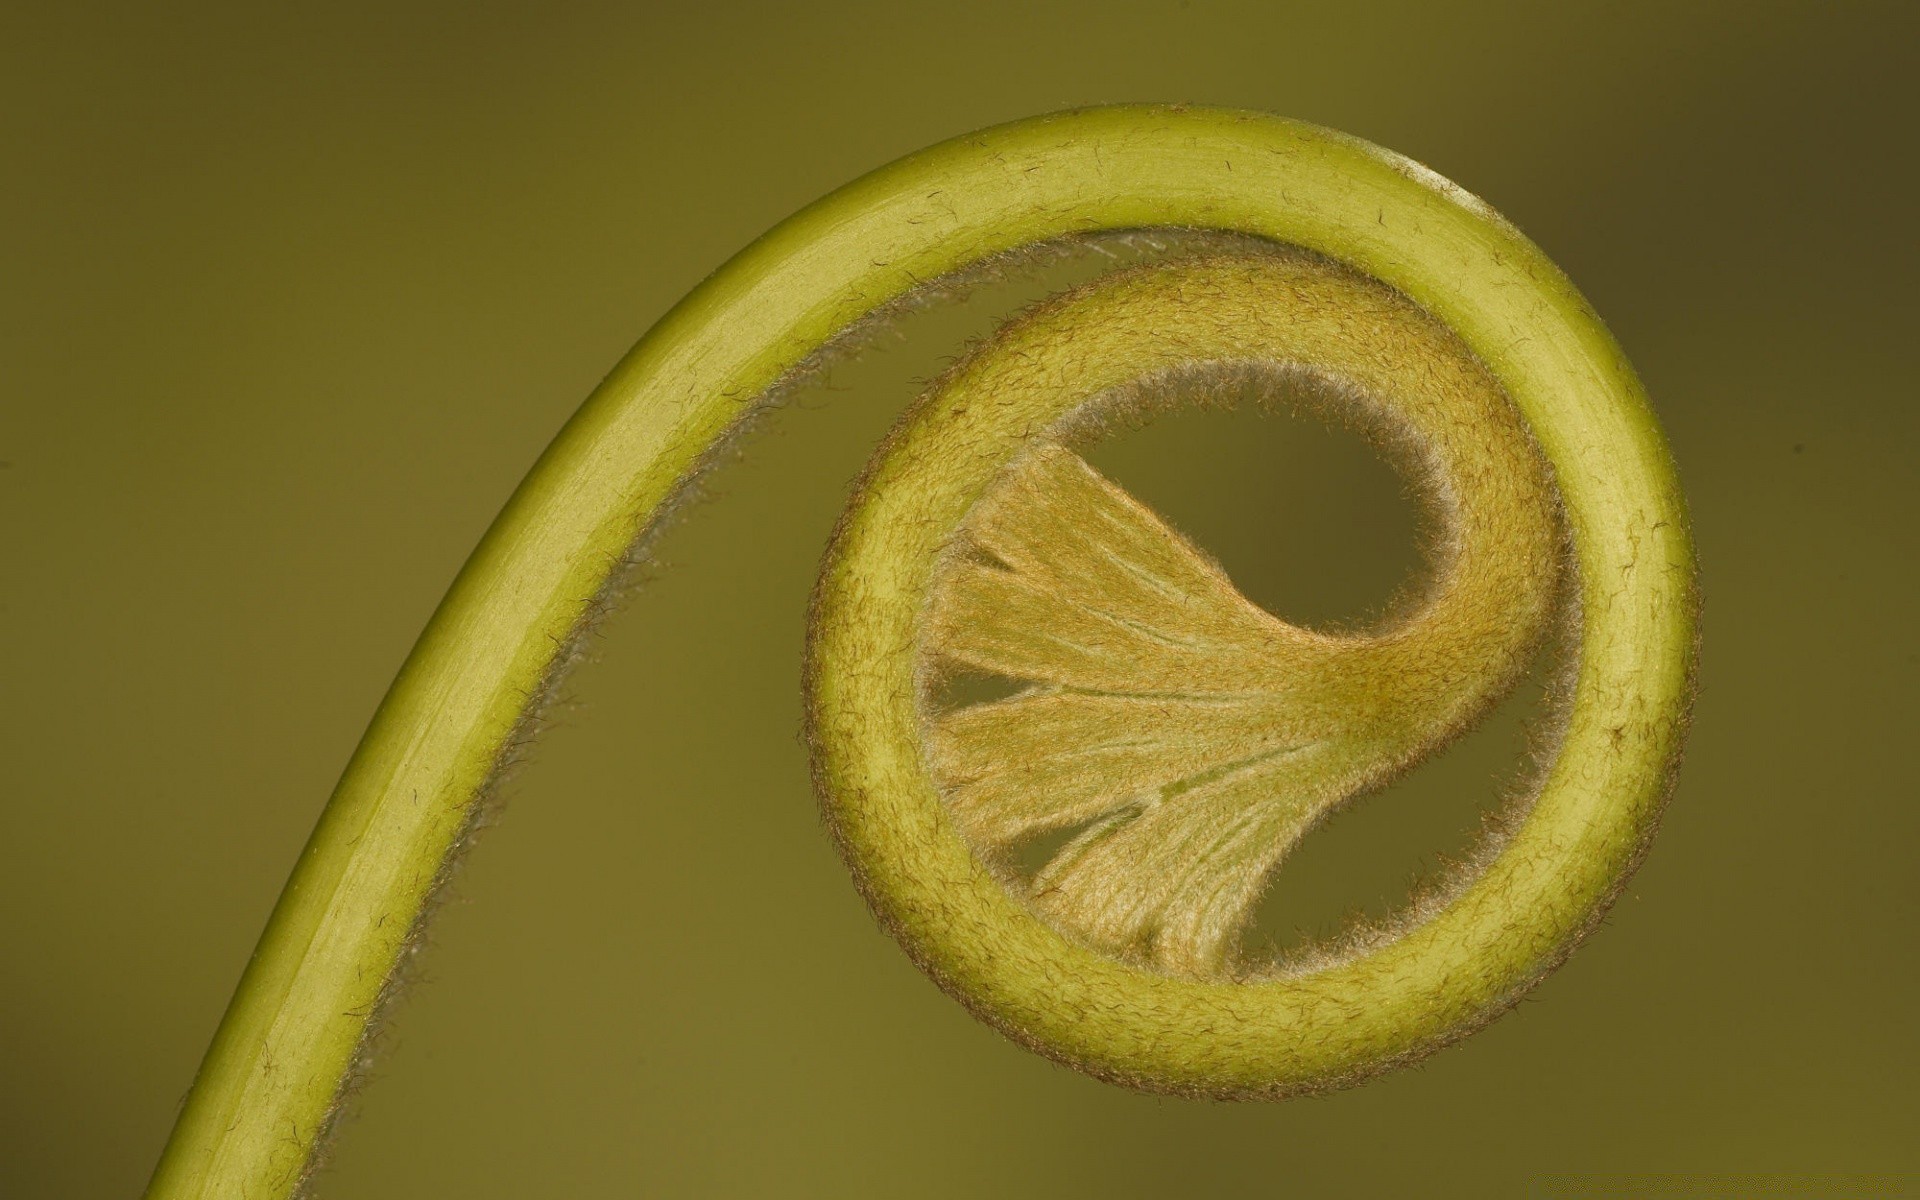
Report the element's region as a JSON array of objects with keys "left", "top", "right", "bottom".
[{"left": 4, "top": 3, "right": 1915, "bottom": 1197}]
